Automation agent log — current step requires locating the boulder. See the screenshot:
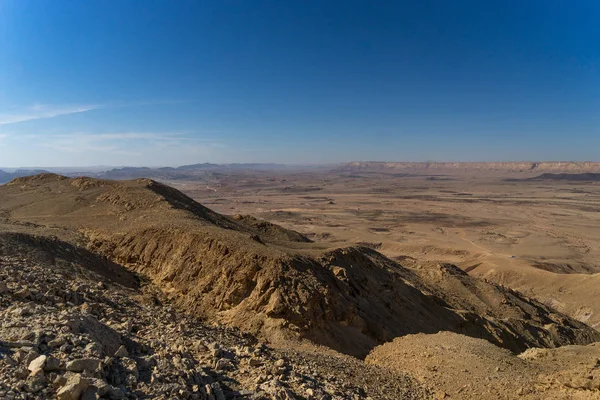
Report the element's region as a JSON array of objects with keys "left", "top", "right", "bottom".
[
  {"left": 57, "top": 374, "right": 90, "bottom": 400},
  {"left": 27, "top": 355, "right": 47, "bottom": 372}
]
